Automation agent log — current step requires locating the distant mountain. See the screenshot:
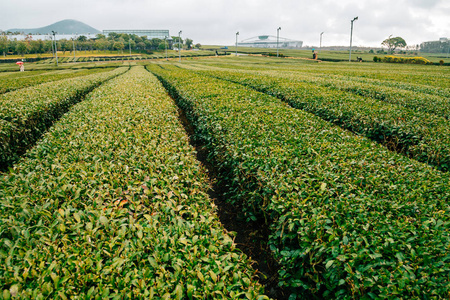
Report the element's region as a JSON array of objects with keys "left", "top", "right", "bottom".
[{"left": 7, "top": 19, "right": 101, "bottom": 35}]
